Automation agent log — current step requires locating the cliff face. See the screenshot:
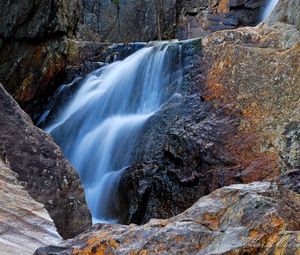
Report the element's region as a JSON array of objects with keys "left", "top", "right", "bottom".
[
  {"left": 0, "top": 84, "right": 92, "bottom": 239},
  {"left": 0, "top": 0, "right": 270, "bottom": 117}
]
